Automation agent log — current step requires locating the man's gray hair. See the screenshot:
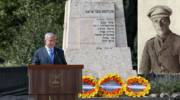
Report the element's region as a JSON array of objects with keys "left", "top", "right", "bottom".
[{"left": 44, "top": 32, "right": 56, "bottom": 40}]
